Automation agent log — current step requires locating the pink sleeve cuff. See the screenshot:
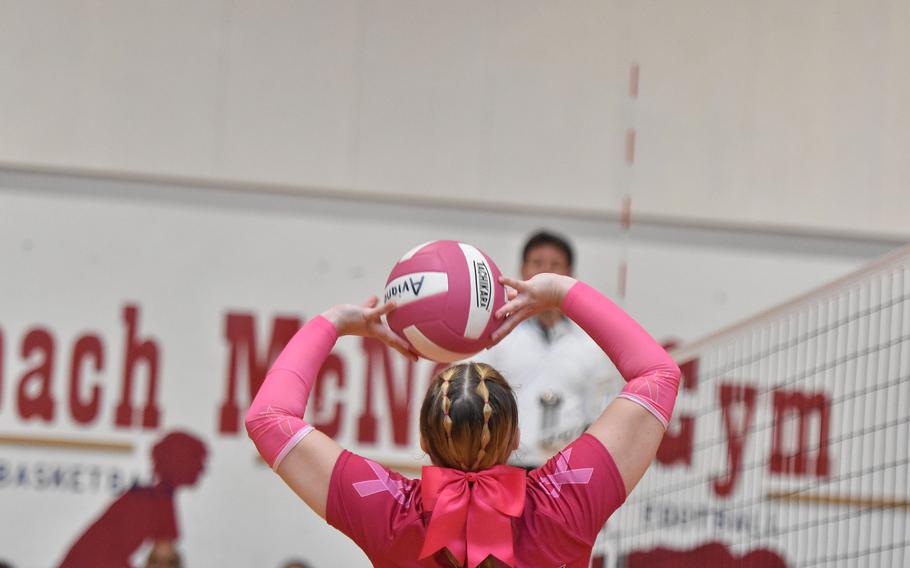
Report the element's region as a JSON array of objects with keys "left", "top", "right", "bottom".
[
  {"left": 617, "top": 393, "right": 670, "bottom": 428},
  {"left": 246, "top": 315, "right": 339, "bottom": 469},
  {"left": 272, "top": 424, "right": 316, "bottom": 471}
]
